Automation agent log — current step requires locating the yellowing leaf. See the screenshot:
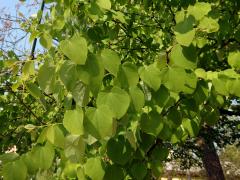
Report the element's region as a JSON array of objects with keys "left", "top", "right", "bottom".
[
  {"left": 174, "top": 15, "right": 195, "bottom": 46},
  {"left": 96, "top": 0, "right": 111, "bottom": 10},
  {"left": 228, "top": 52, "right": 240, "bottom": 69},
  {"left": 175, "top": 29, "right": 195, "bottom": 47},
  {"left": 198, "top": 17, "right": 219, "bottom": 33},
  {"left": 22, "top": 61, "right": 34, "bottom": 80},
  {"left": 188, "top": 2, "right": 211, "bottom": 20}
]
